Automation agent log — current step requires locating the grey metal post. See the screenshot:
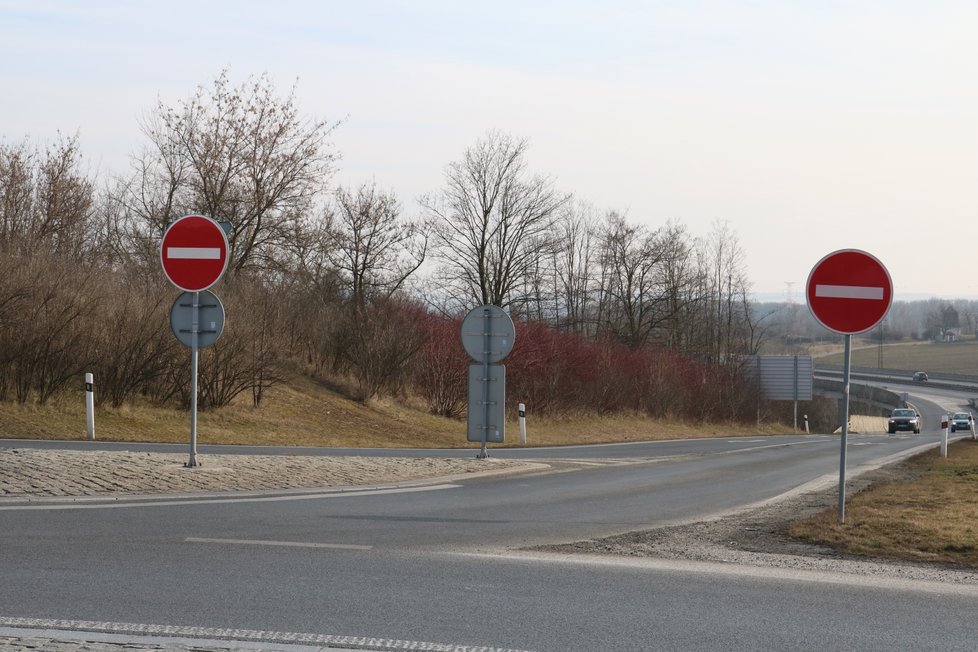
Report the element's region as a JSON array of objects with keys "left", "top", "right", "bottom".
[
  {"left": 84, "top": 373, "right": 95, "bottom": 440},
  {"left": 479, "top": 307, "right": 490, "bottom": 459},
  {"left": 188, "top": 291, "right": 199, "bottom": 467},
  {"left": 838, "top": 334, "right": 851, "bottom": 523},
  {"left": 793, "top": 355, "right": 799, "bottom": 432}
]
